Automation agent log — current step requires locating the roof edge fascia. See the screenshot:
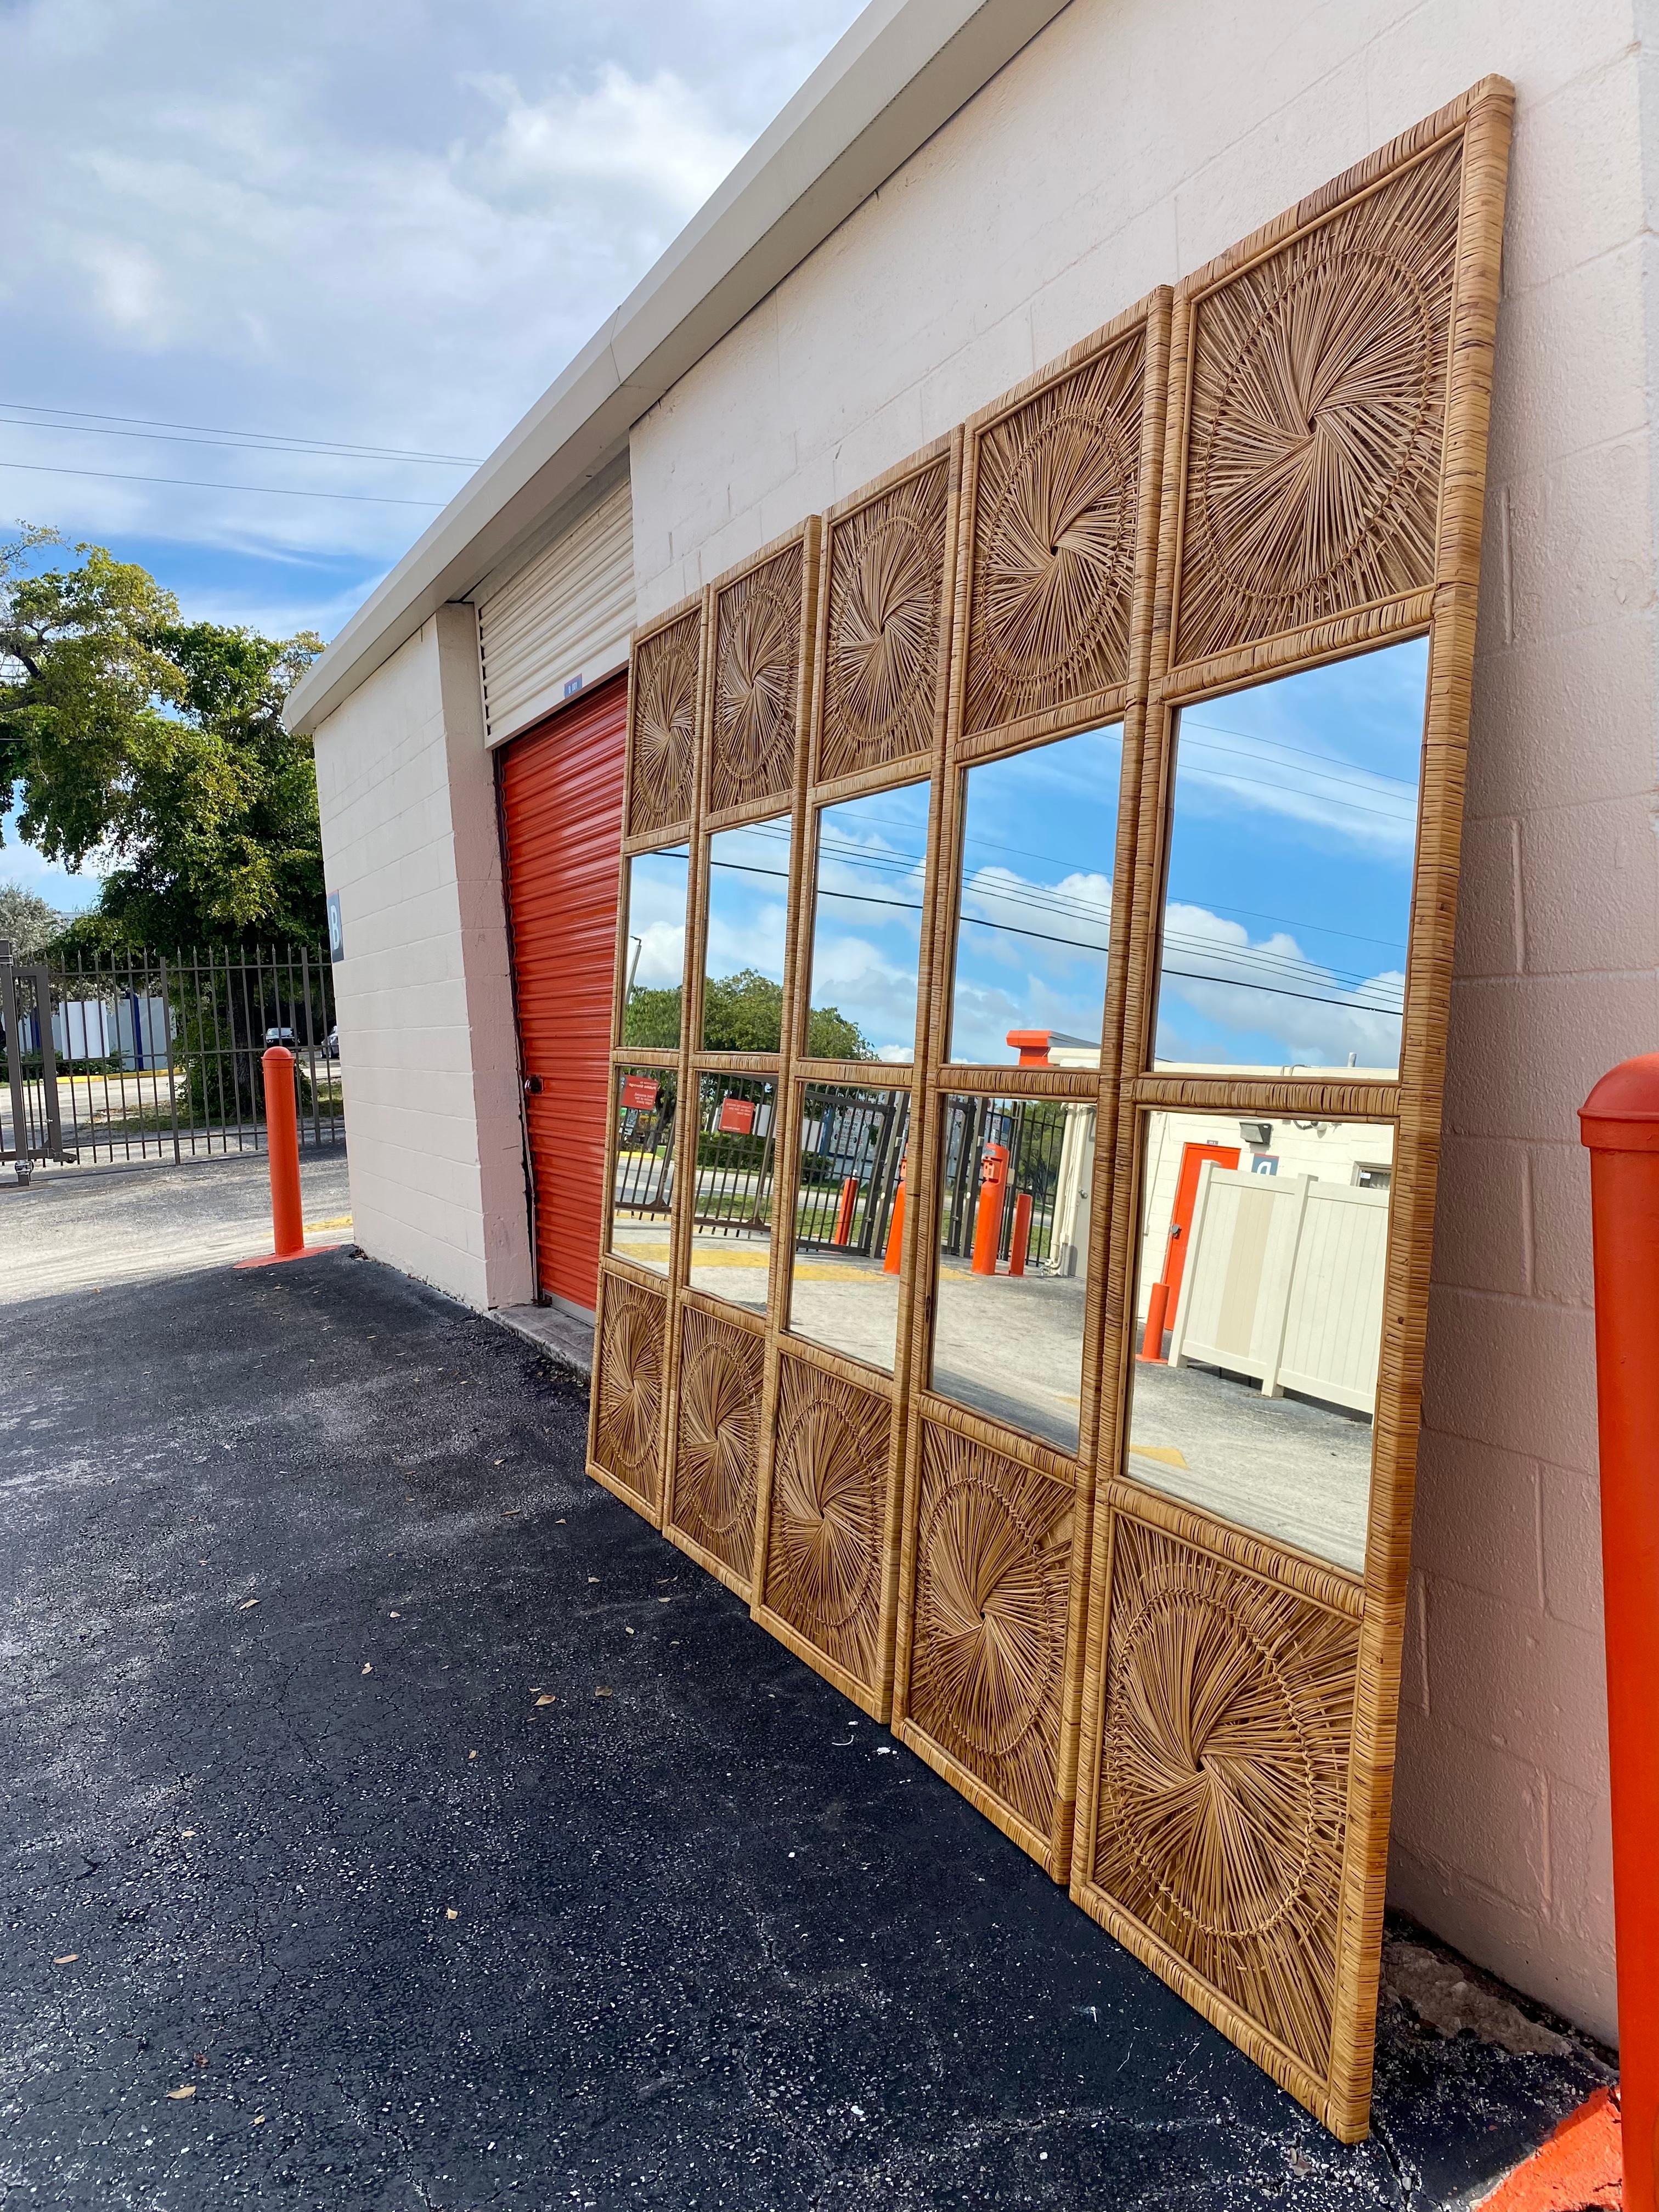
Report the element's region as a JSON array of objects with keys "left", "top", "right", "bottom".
[{"left": 287, "top": 0, "right": 1073, "bottom": 736}]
